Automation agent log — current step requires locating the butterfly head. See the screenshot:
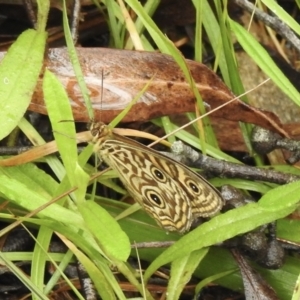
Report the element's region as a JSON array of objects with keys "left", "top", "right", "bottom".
[{"left": 89, "top": 121, "right": 112, "bottom": 143}]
